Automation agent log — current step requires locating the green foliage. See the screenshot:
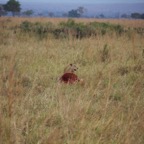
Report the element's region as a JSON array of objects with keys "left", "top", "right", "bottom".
[
  {"left": 57, "top": 19, "right": 124, "bottom": 38},
  {"left": 20, "top": 21, "right": 54, "bottom": 39},
  {"left": 68, "top": 9, "right": 80, "bottom": 18},
  {"left": 68, "top": 7, "right": 86, "bottom": 18},
  {"left": 4, "top": 0, "right": 21, "bottom": 16},
  {"left": 113, "top": 24, "right": 124, "bottom": 35},
  {"left": 58, "top": 19, "right": 88, "bottom": 38},
  {"left": 87, "top": 22, "right": 124, "bottom": 36},
  {"left": 20, "top": 21, "right": 32, "bottom": 32},
  {"left": 22, "top": 9, "right": 34, "bottom": 16},
  {"left": 77, "top": 6, "right": 86, "bottom": 16},
  {"left": 19, "top": 19, "right": 125, "bottom": 39},
  {"left": 131, "top": 13, "right": 142, "bottom": 19},
  {"left": 59, "top": 19, "right": 75, "bottom": 27},
  {"left": 0, "top": 5, "right": 7, "bottom": 16}
]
